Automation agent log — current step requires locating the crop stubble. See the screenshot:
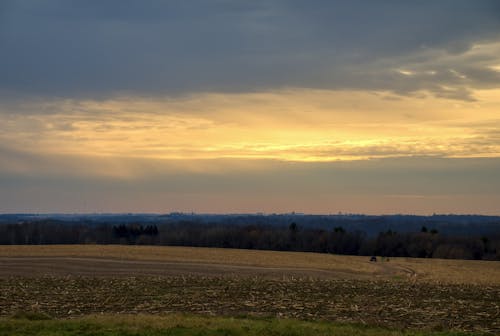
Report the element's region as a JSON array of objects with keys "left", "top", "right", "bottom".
[
  {"left": 0, "top": 245, "right": 499, "bottom": 334},
  {"left": 1, "top": 276, "right": 499, "bottom": 334}
]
